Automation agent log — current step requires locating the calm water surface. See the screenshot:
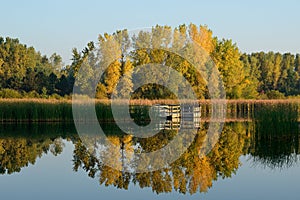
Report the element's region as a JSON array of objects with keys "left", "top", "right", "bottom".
[{"left": 0, "top": 119, "right": 299, "bottom": 200}]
